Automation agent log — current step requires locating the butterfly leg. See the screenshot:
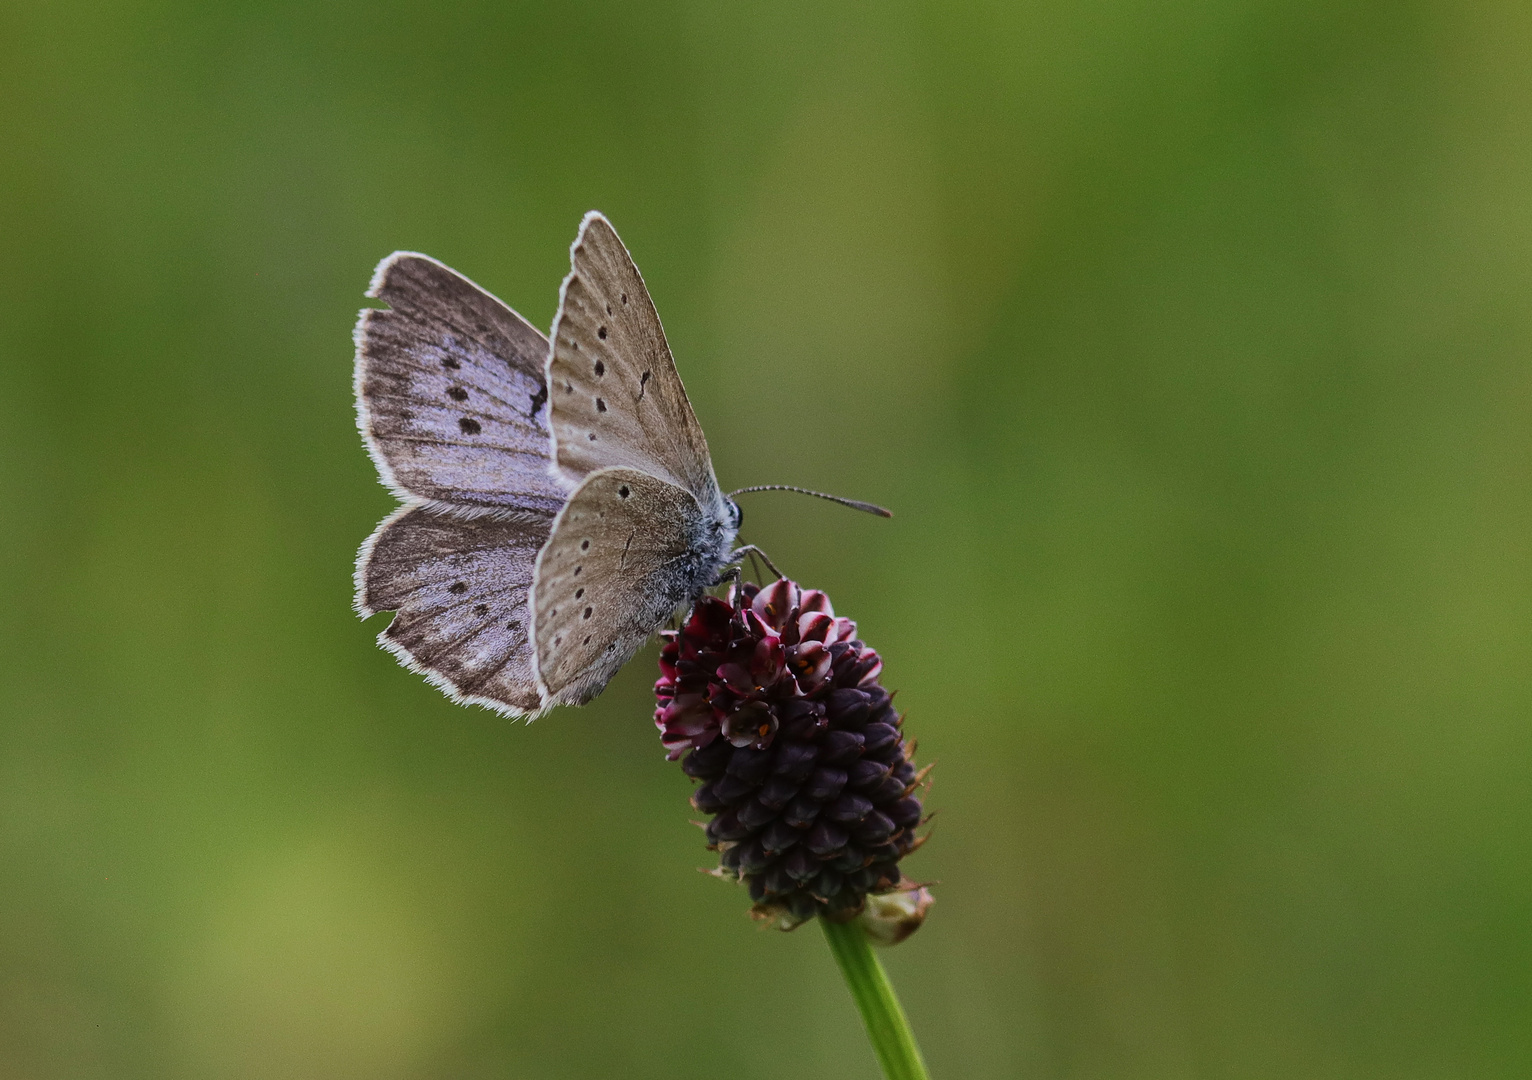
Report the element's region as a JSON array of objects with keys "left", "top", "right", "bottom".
[{"left": 730, "top": 544, "right": 784, "bottom": 582}]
